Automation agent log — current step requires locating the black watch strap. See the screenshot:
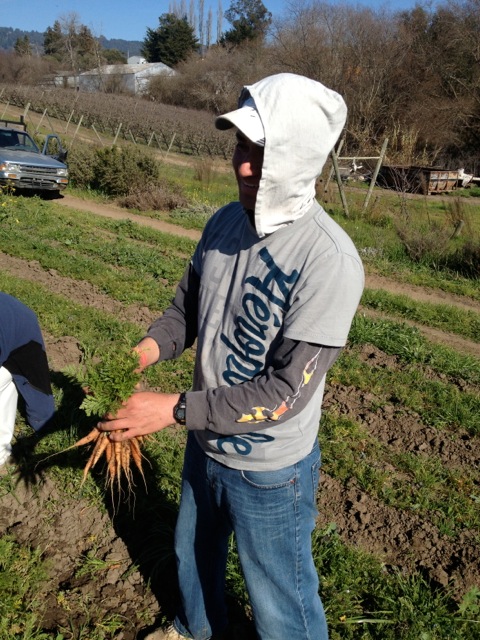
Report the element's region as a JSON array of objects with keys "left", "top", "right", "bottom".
[{"left": 173, "top": 392, "right": 187, "bottom": 425}]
